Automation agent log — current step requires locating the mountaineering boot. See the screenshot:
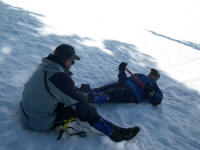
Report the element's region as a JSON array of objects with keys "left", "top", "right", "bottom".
[
  {"left": 109, "top": 126, "right": 140, "bottom": 142},
  {"left": 93, "top": 117, "right": 140, "bottom": 142}
]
